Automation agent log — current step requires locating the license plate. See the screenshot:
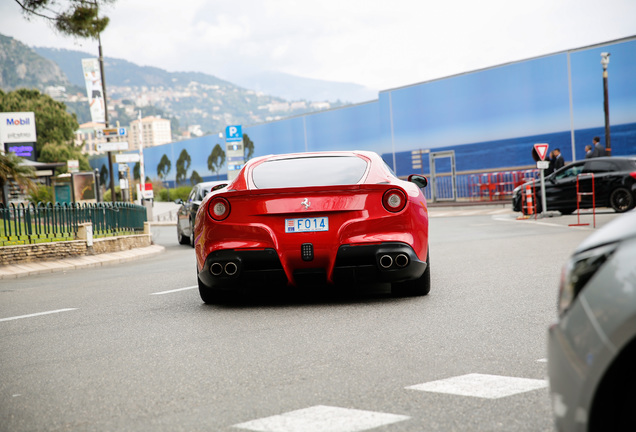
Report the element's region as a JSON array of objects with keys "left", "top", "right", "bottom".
[{"left": 285, "top": 217, "right": 329, "bottom": 233}]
